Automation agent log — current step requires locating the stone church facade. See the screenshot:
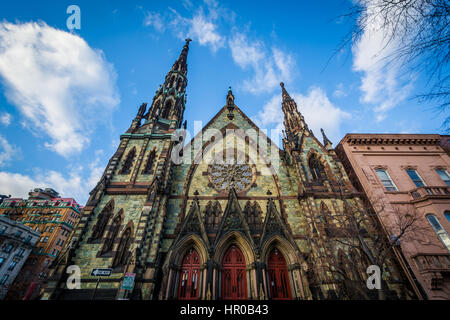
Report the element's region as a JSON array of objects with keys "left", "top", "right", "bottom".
[{"left": 42, "top": 40, "right": 415, "bottom": 300}]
